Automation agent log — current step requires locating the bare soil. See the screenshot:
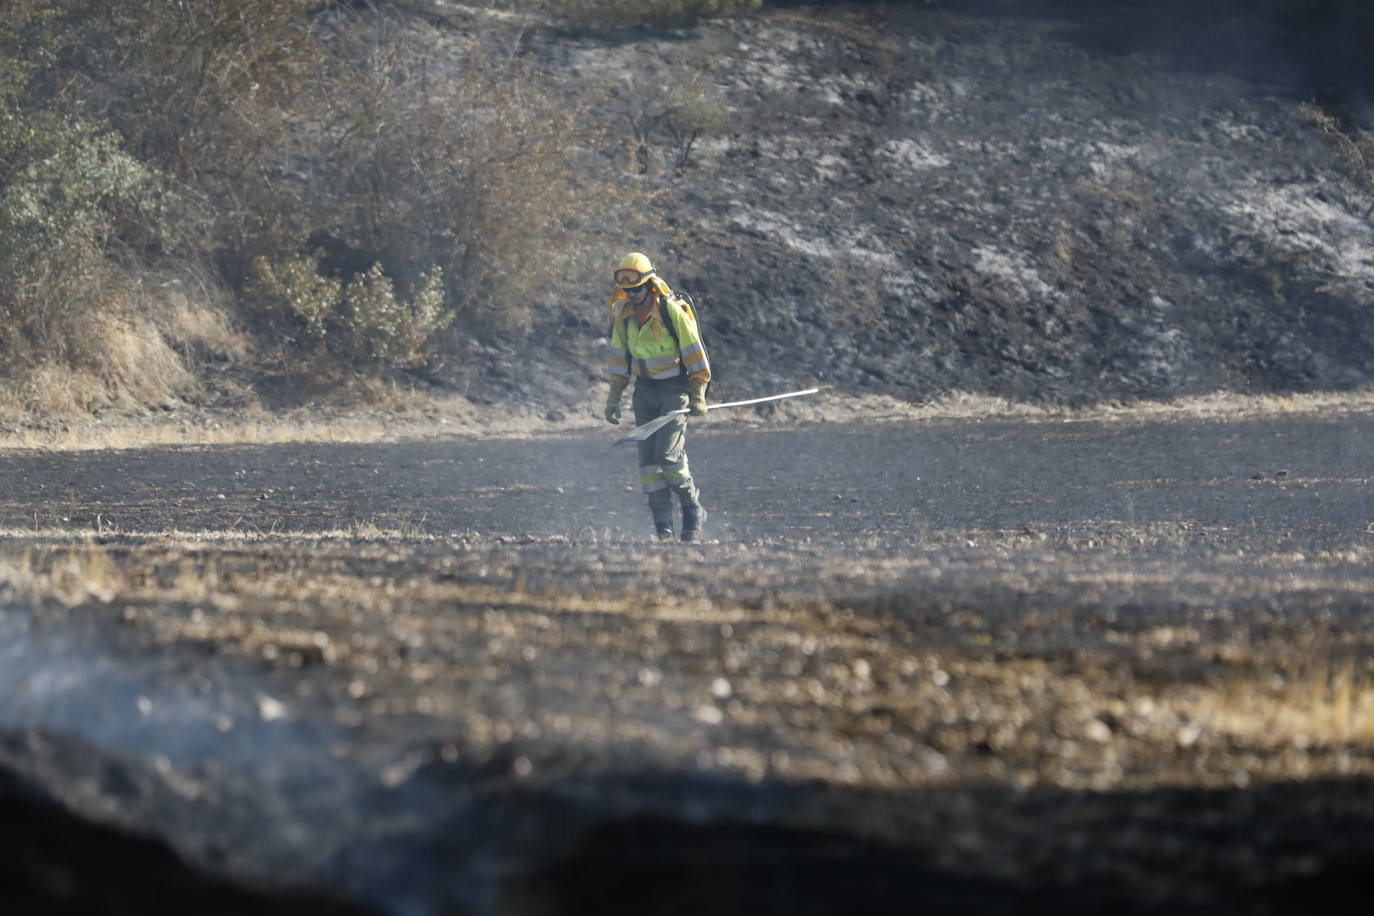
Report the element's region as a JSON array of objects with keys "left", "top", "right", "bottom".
[{"left": 3, "top": 410, "right": 1374, "bottom": 914}]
